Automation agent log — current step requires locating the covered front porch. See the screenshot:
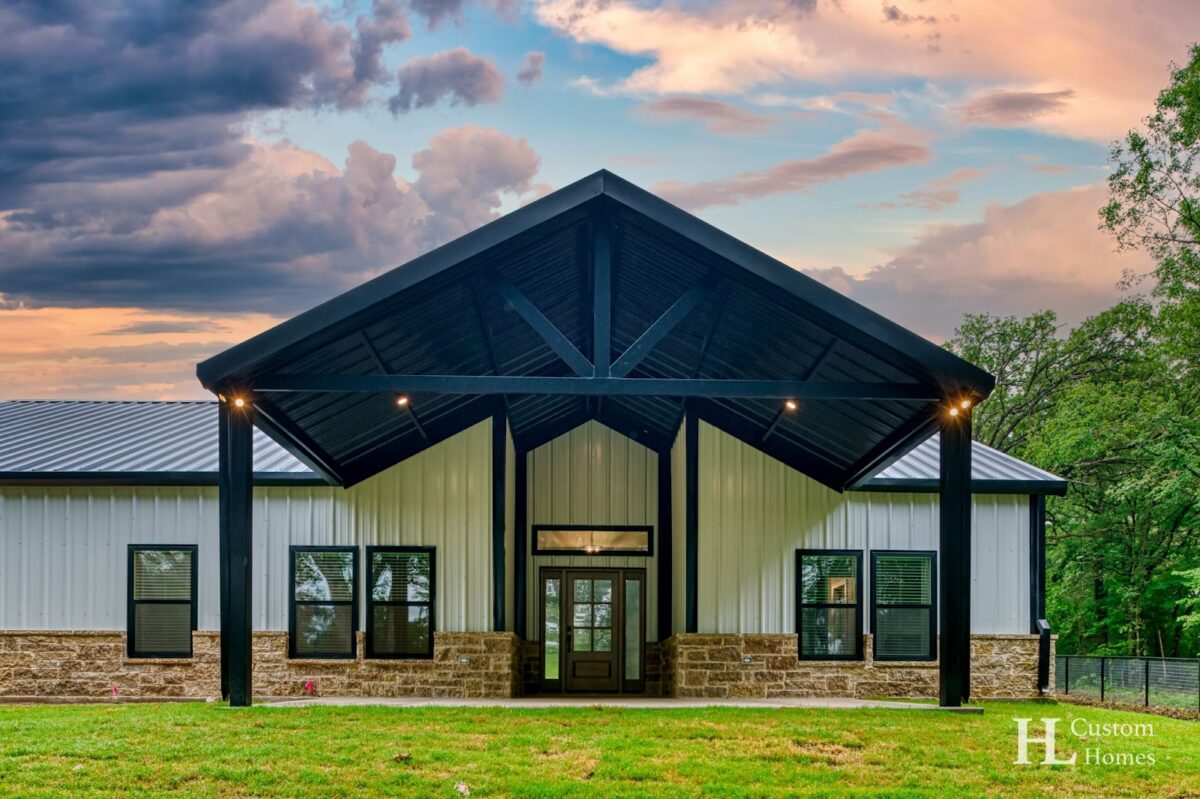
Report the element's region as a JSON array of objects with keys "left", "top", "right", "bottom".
[{"left": 196, "top": 170, "right": 993, "bottom": 708}]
